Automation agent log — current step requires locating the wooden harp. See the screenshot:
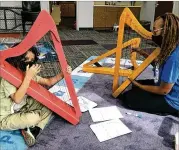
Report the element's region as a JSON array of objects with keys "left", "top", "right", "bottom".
[{"left": 82, "top": 8, "right": 160, "bottom": 97}]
